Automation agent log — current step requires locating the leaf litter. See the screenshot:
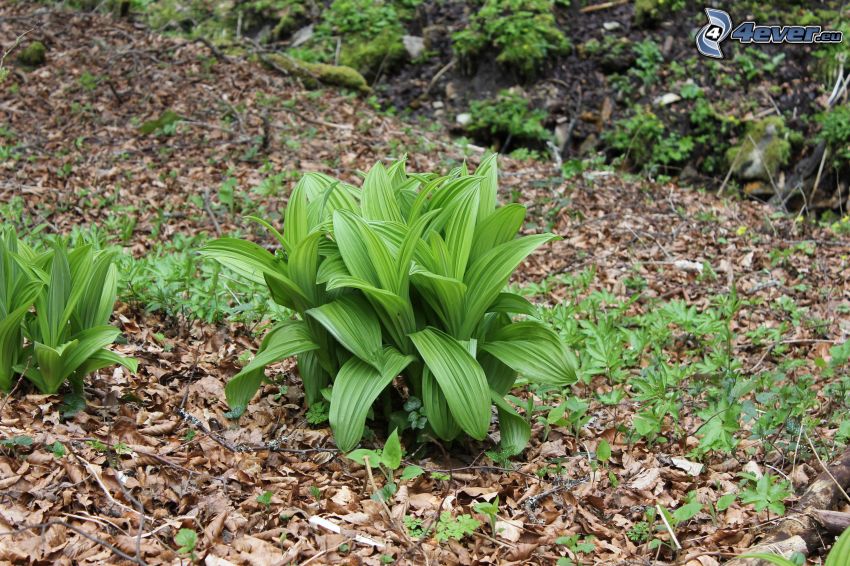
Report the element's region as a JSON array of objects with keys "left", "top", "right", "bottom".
[{"left": 1, "top": 3, "right": 849, "bottom": 565}]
